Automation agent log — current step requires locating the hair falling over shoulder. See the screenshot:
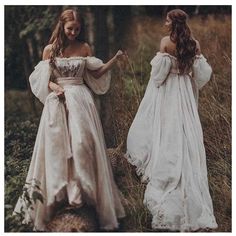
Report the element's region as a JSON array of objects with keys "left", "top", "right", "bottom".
[
  {"left": 48, "top": 9, "right": 85, "bottom": 68},
  {"left": 167, "top": 9, "right": 197, "bottom": 74}
]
